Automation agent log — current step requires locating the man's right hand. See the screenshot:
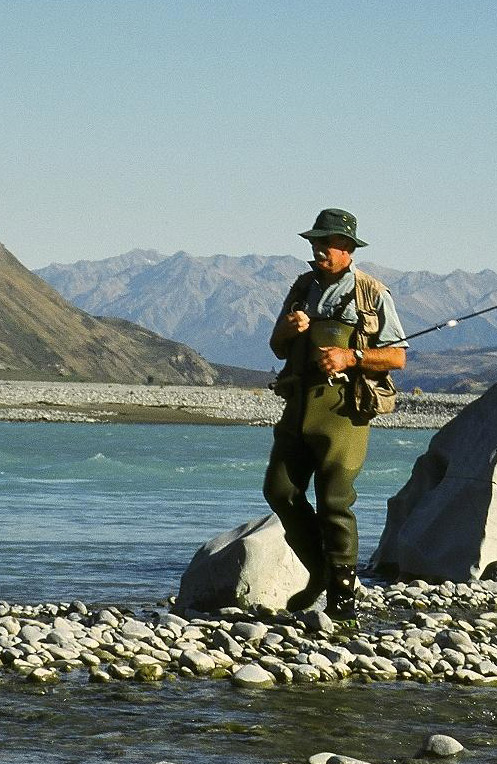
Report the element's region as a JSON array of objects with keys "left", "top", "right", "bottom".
[
  {"left": 270, "top": 310, "right": 310, "bottom": 359},
  {"left": 280, "top": 310, "right": 310, "bottom": 338}
]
